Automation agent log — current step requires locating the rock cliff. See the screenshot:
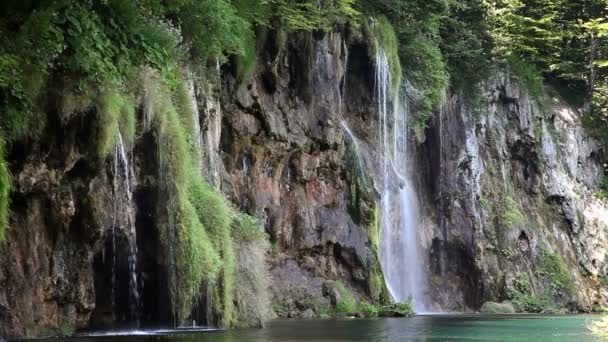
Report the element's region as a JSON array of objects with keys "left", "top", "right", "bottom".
[{"left": 0, "top": 28, "right": 606, "bottom": 337}]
